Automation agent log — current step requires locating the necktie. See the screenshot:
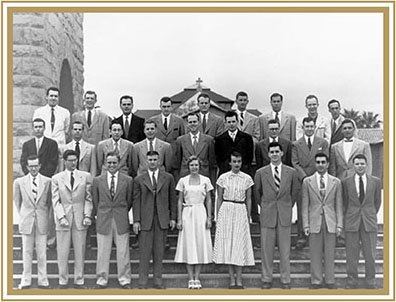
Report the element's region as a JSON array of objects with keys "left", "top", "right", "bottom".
[
  {"left": 308, "top": 137, "right": 312, "bottom": 151},
  {"left": 70, "top": 172, "right": 74, "bottom": 189},
  {"left": 275, "top": 112, "right": 280, "bottom": 125},
  {"left": 359, "top": 176, "right": 365, "bottom": 203},
  {"left": 331, "top": 120, "right": 336, "bottom": 134},
  {"left": 114, "top": 141, "right": 119, "bottom": 153},
  {"left": 164, "top": 117, "right": 168, "bottom": 131},
  {"left": 75, "top": 142, "right": 80, "bottom": 170},
  {"left": 87, "top": 110, "right": 92, "bottom": 127},
  {"left": 110, "top": 175, "right": 115, "bottom": 199},
  {"left": 50, "top": 108, "right": 55, "bottom": 131},
  {"left": 320, "top": 175, "right": 326, "bottom": 199},
  {"left": 124, "top": 115, "right": 130, "bottom": 136},
  {"left": 202, "top": 114, "right": 207, "bottom": 131},
  {"left": 274, "top": 166, "right": 280, "bottom": 192},
  {"left": 32, "top": 177, "right": 37, "bottom": 201},
  {"left": 240, "top": 112, "right": 244, "bottom": 127},
  {"left": 152, "top": 173, "right": 157, "bottom": 191},
  {"left": 149, "top": 140, "right": 154, "bottom": 152},
  {"left": 193, "top": 135, "right": 198, "bottom": 153}
]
